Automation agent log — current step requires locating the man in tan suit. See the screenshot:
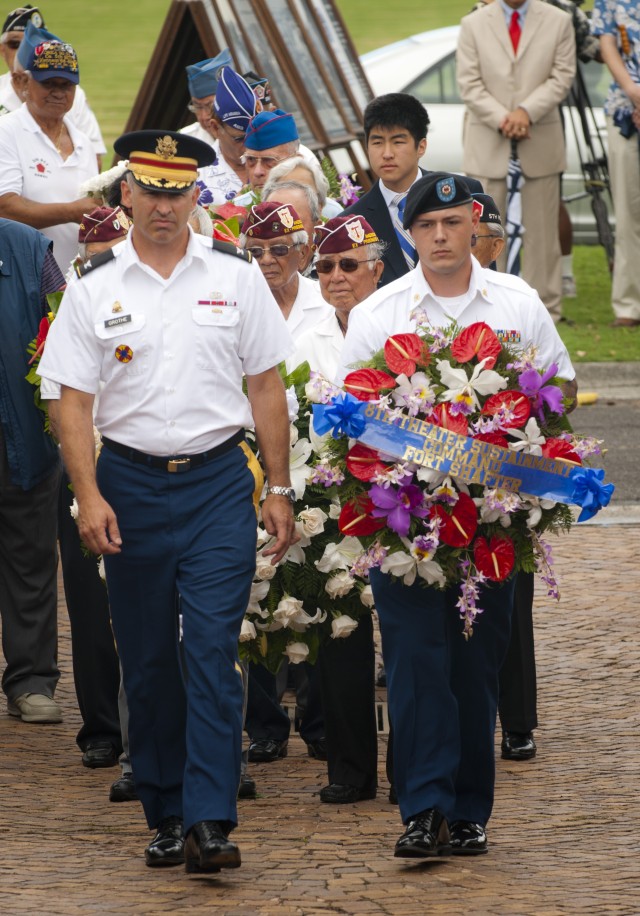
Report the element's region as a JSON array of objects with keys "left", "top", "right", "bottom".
[{"left": 457, "top": 0, "right": 576, "bottom": 320}]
